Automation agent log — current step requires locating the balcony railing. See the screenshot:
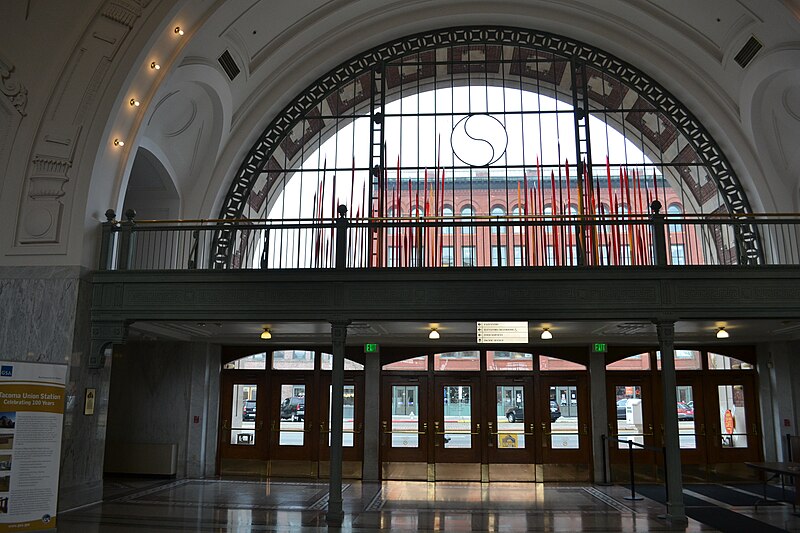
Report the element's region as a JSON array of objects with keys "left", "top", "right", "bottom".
[{"left": 98, "top": 203, "right": 800, "bottom": 271}]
